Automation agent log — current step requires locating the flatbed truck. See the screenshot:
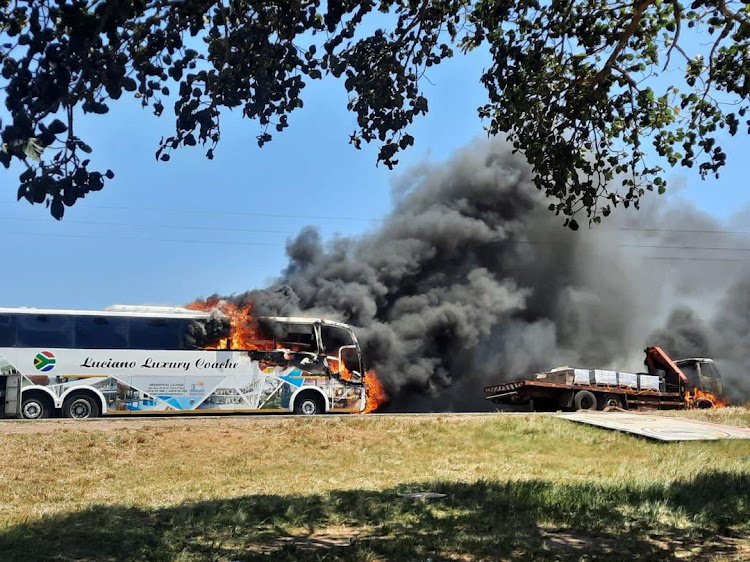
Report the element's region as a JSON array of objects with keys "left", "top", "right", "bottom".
[{"left": 484, "top": 347, "right": 727, "bottom": 412}]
